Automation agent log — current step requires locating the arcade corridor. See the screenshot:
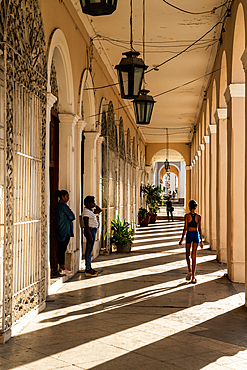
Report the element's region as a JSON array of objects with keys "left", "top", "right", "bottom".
[{"left": 1, "top": 220, "right": 246, "bottom": 370}]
